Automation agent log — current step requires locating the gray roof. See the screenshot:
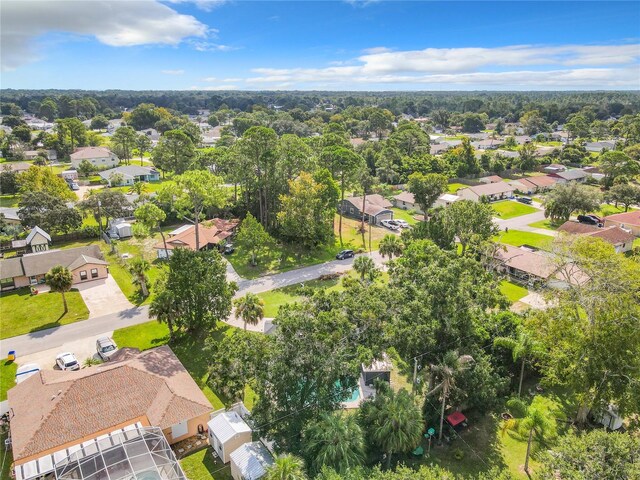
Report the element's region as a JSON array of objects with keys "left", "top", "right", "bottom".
[
  {"left": 67, "top": 254, "right": 108, "bottom": 272},
  {"left": 99, "top": 165, "right": 158, "bottom": 180},
  {"left": 207, "top": 411, "right": 251, "bottom": 444},
  {"left": 556, "top": 169, "right": 588, "bottom": 180},
  {"left": 70, "top": 147, "right": 116, "bottom": 160},
  {"left": 0, "top": 207, "right": 20, "bottom": 221},
  {"left": 0, "top": 245, "right": 105, "bottom": 279},
  {"left": 230, "top": 442, "right": 274, "bottom": 480},
  {"left": 26, "top": 226, "right": 51, "bottom": 244}
]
